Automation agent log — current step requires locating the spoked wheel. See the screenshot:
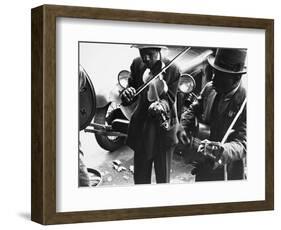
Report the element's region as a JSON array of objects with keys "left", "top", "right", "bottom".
[{"left": 94, "top": 102, "right": 126, "bottom": 152}]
